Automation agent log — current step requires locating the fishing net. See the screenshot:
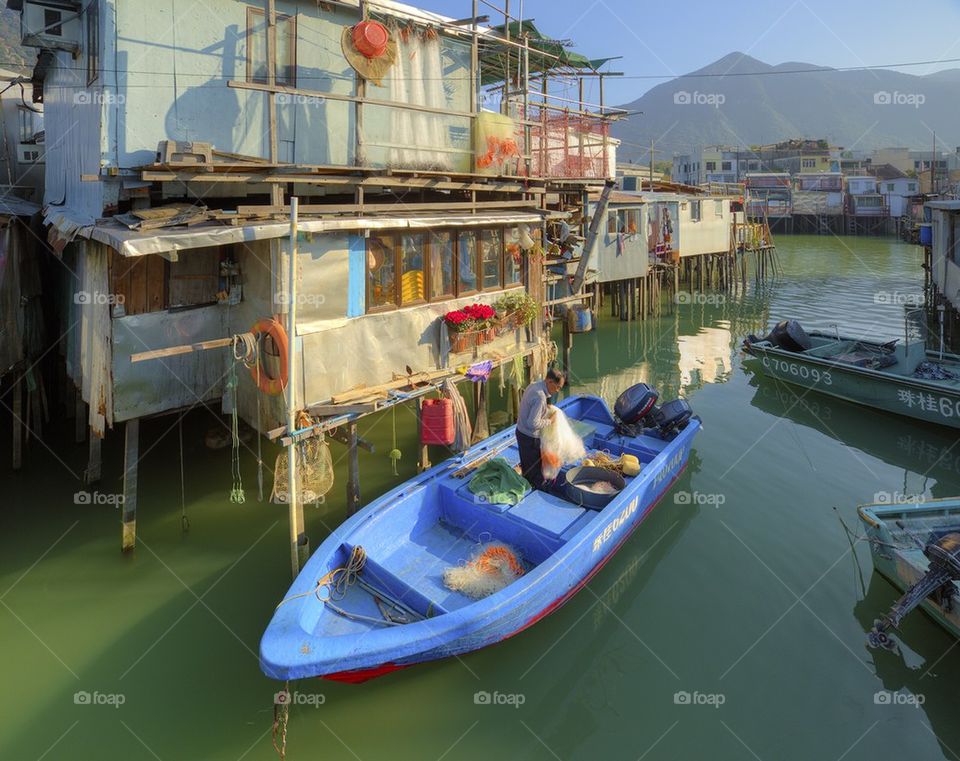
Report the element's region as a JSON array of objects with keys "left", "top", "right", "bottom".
[
  {"left": 540, "top": 408, "right": 586, "bottom": 481},
  {"left": 271, "top": 436, "right": 334, "bottom": 505},
  {"left": 443, "top": 542, "right": 525, "bottom": 599}
]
